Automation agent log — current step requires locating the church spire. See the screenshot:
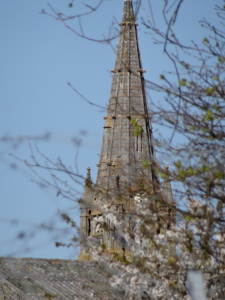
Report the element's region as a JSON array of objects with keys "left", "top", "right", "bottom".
[
  {"left": 79, "top": 0, "right": 160, "bottom": 261},
  {"left": 96, "top": 0, "right": 157, "bottom": 192}
]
